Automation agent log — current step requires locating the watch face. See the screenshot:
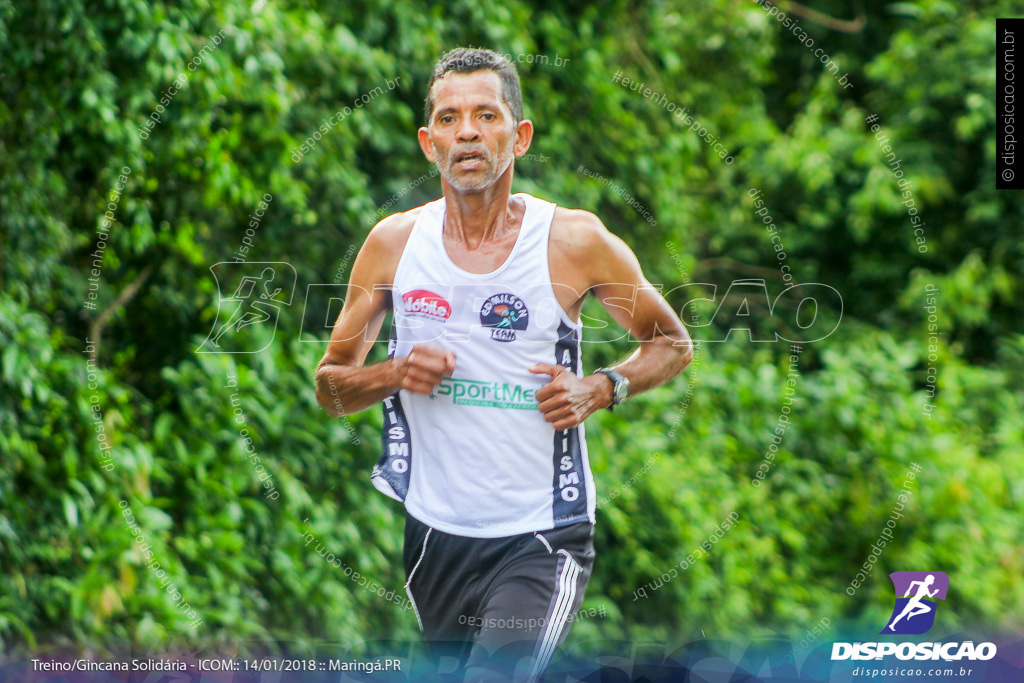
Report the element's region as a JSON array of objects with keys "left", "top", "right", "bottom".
[{"left": 614, "top": 379, "right": 629, "bottom": 403}]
